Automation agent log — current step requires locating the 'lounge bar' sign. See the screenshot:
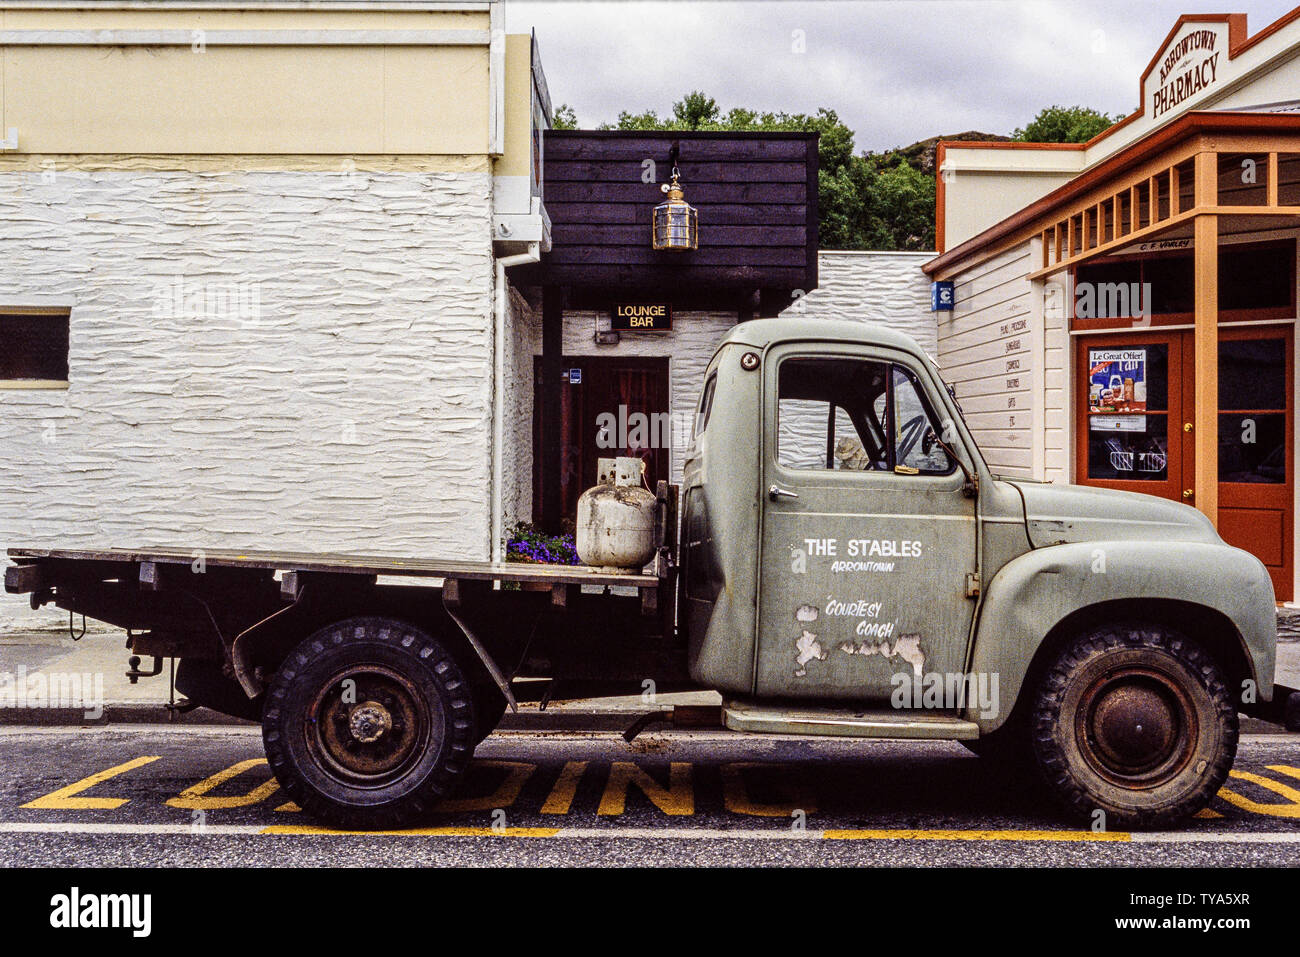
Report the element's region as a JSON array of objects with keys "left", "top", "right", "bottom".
[{"left": 611, "top": 303, "right": 672, "bottom": 332}]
